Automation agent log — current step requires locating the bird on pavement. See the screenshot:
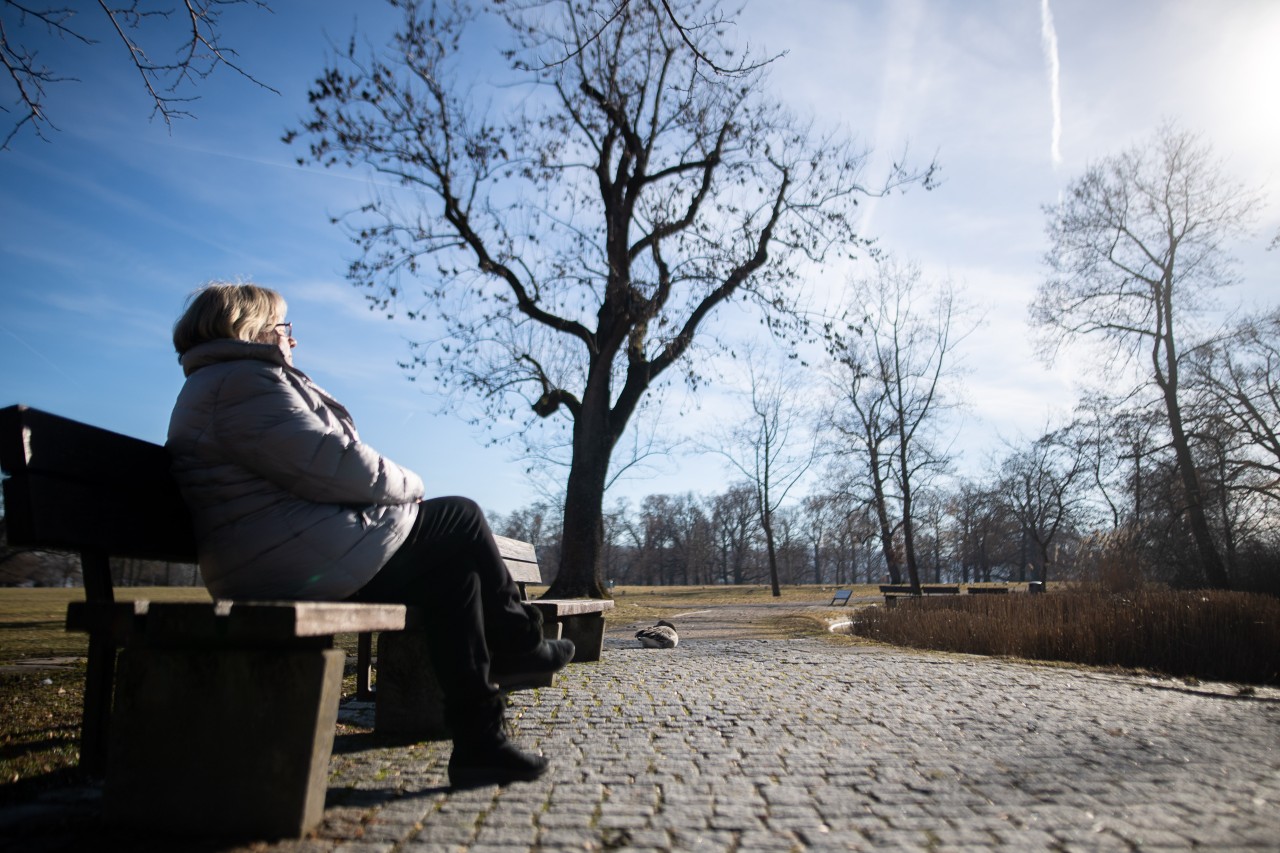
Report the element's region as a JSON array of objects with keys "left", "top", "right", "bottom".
[{"left": 635, "top": 620, "right": 679, "bottom": 649}]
